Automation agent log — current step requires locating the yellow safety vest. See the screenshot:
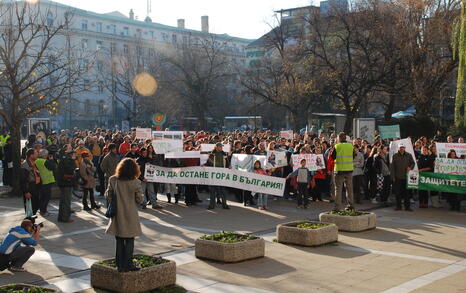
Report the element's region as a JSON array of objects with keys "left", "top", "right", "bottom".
[
  {"left": 335, "top": 142, "right": 354, "bottom": 172},
  {"left": 35, "top": 158, "right": 56, "bottom": 185}
]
